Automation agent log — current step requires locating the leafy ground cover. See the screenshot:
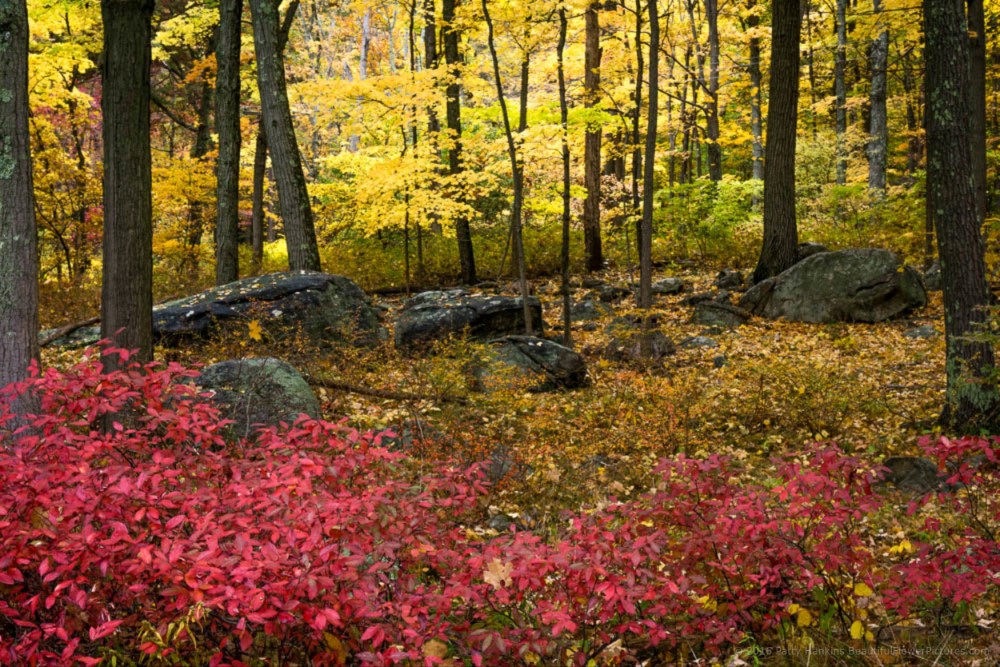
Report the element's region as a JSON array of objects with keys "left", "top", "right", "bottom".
[{"left": 14, "top": 268, "right": 999, "bottom": 665}]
